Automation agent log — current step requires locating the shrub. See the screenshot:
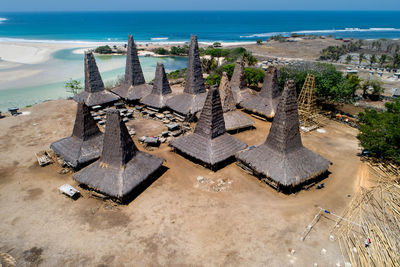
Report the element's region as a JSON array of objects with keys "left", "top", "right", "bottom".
[
  {"left": 244, "top": 67, "right": 265, "bottom": 87},
  {"left": 167, "top": 68, "right": 187, "bottom": 80},
  {"left": 95, "top": 45, "right": 113, "bottom": 54},
  {"left": 206, "top": 74, "right": 221, "bottom": 86},
  {"left": 65, "top": 79, "right": 83, "bottom": 95},
  {"left": 358, "top": 98, "right": 400, "bottom": 164},
  {"left": 155, "top": 48, "right": 168, "bottom": 55}
]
